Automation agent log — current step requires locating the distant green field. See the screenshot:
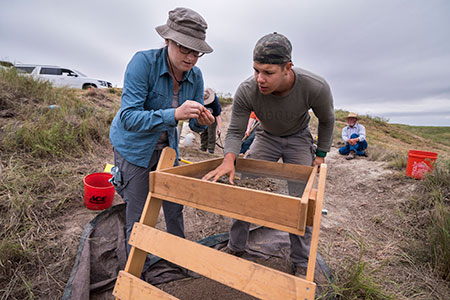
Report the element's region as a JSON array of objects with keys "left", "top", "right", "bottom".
[{"left": 392, "top": 124, "right": 450, "bottom": 147}]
